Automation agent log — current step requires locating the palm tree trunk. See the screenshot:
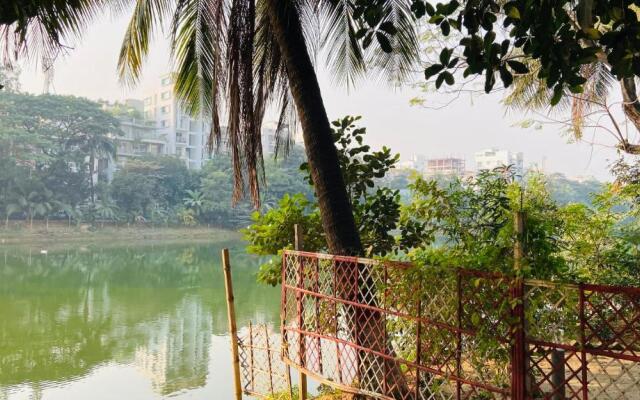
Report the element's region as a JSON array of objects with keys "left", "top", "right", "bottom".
[
  {"left": 265, "top": 0, "right": 361, "bottom": 256},
  {"left": 265, "top": 1, "right": 408, "bottom": 396}
]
